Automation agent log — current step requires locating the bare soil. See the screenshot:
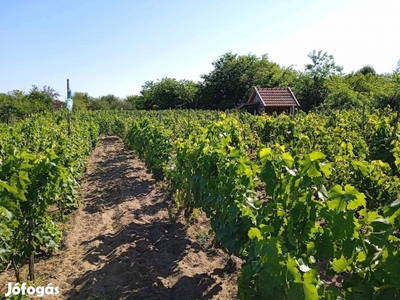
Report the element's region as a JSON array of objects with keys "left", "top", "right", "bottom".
[{"left": 0, "top": 136, "right": 240, "bottom": 300}]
